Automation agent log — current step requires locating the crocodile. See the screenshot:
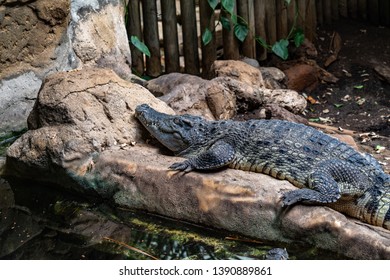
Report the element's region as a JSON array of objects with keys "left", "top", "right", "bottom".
[{"left": 135, "top": 104, "right": 390, "bottom": 230}]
